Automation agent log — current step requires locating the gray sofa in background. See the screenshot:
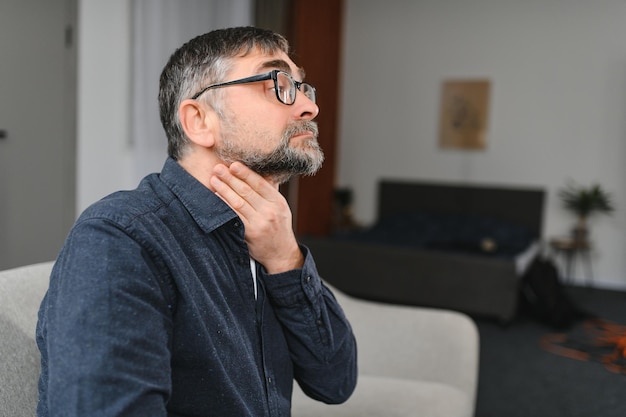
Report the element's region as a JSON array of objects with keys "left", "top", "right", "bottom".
[{"left": 0, "top": 261, "right": 479, "bottom": 417}]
